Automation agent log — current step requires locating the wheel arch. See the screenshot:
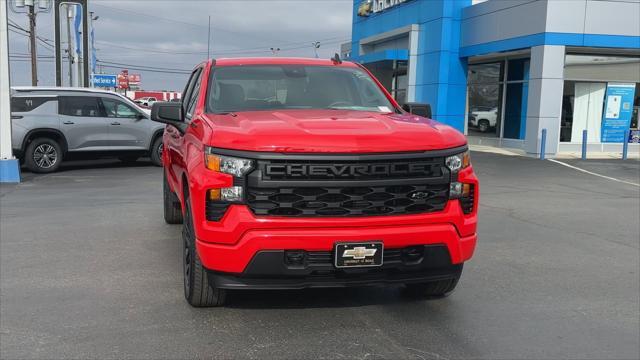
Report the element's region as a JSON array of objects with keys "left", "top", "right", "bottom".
[
  {"left": 21, "top": 128, "right": 69, "bottom": 156},
  {"left": 149, "top": 129, "right": 164, "bottom": 152}
]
